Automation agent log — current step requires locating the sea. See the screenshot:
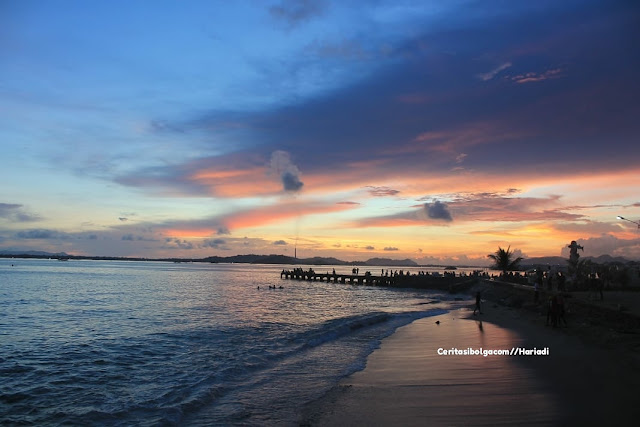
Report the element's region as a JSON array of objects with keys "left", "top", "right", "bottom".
[{"left": 0, "top": 258, "right": 476, "bottom": 426}]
